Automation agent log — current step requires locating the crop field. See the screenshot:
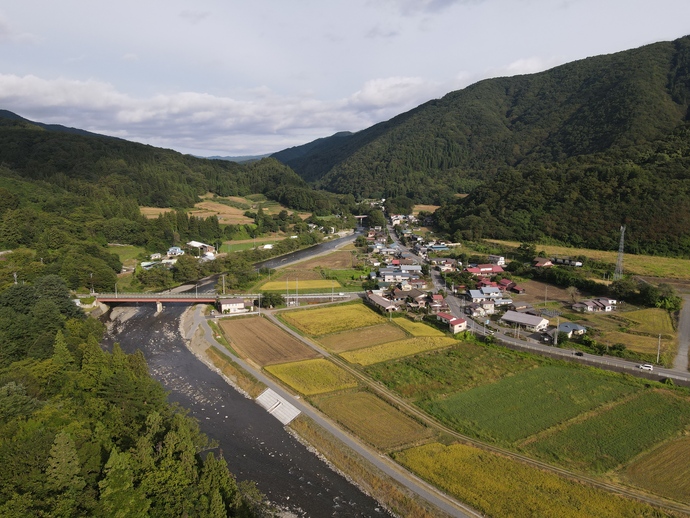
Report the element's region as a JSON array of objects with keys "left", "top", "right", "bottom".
[
  {"left": 265, "top": 358, "right": 358, "bottom": 395},
  {"left": 392, "top": 318, "right": 445, "bottom": 337},
  {"left": 187, "top": 200, "right": 255, "bottom": 224},
  {"left": 317, "top": 324, "right": 407, "bottom": 353},
  {"left": 261, "top": 279, "right": 340, "bottom": 291},
  {"left": 420, "top": 366, "right": 638, "bottom": 444},
  {"left": 272, "top": 270, "right": 324, "bottom": 281},
  {"left": 623, "top": 435, "right": 690, "bottom": 503},
  {"left": 313, "top": 391, "right": 434, "bottom": 451},
  {"left": 218, "top": 317, "right": 320, "bottom": 366},
  {"left": 340, "top": 336, "right": 456, "bottom": 366},
  {"left": 394, "top": 442, "right": 661, "bottom": 518},
  {"left": 293, "top": 250, "right": 357, "bottom": 269},
  {"left": 486, "top": 239, "right": 690, "bottom": 280},
  {"left": 107, "top": 244, "right": 146, "bottom": 268},
  {"left": 526, "top": 390, "right": 690, "bottom": 473},
  {"left": 366, "top": 342, "right": 540, "bottom": 399},
  {"left": 280, "top": 303, "right": 386, "bottom": 336}
]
